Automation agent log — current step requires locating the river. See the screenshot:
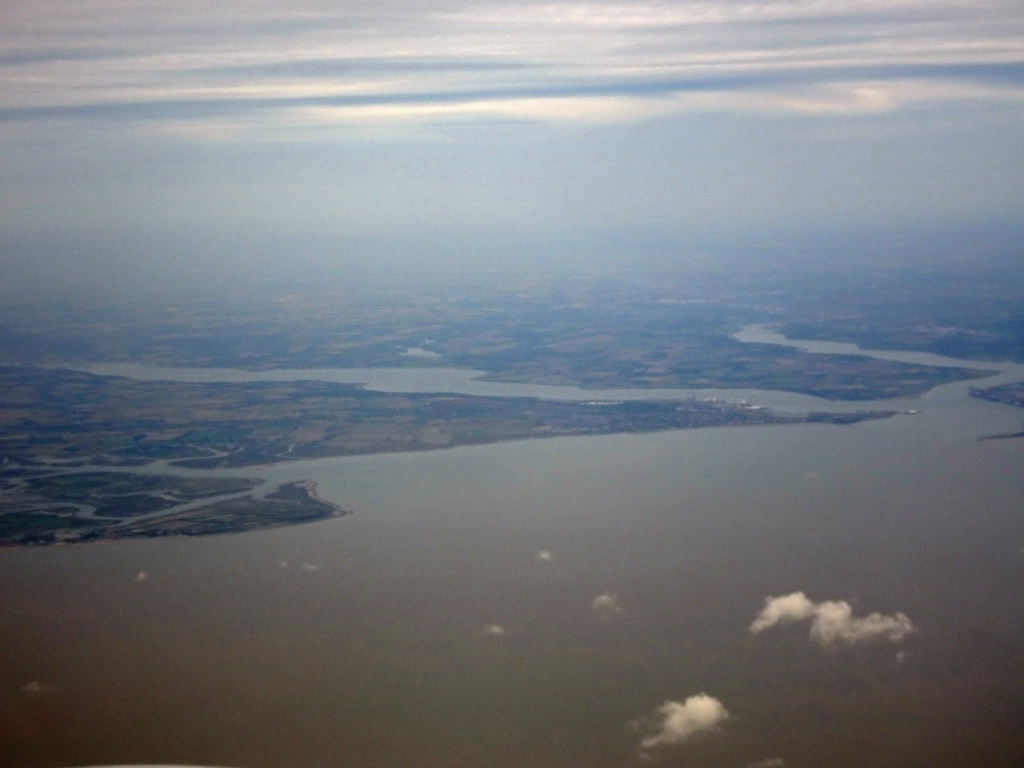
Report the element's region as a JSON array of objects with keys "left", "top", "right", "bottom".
[{"left": 2, "top": 332, "right": 1023, "bottom": 767}]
